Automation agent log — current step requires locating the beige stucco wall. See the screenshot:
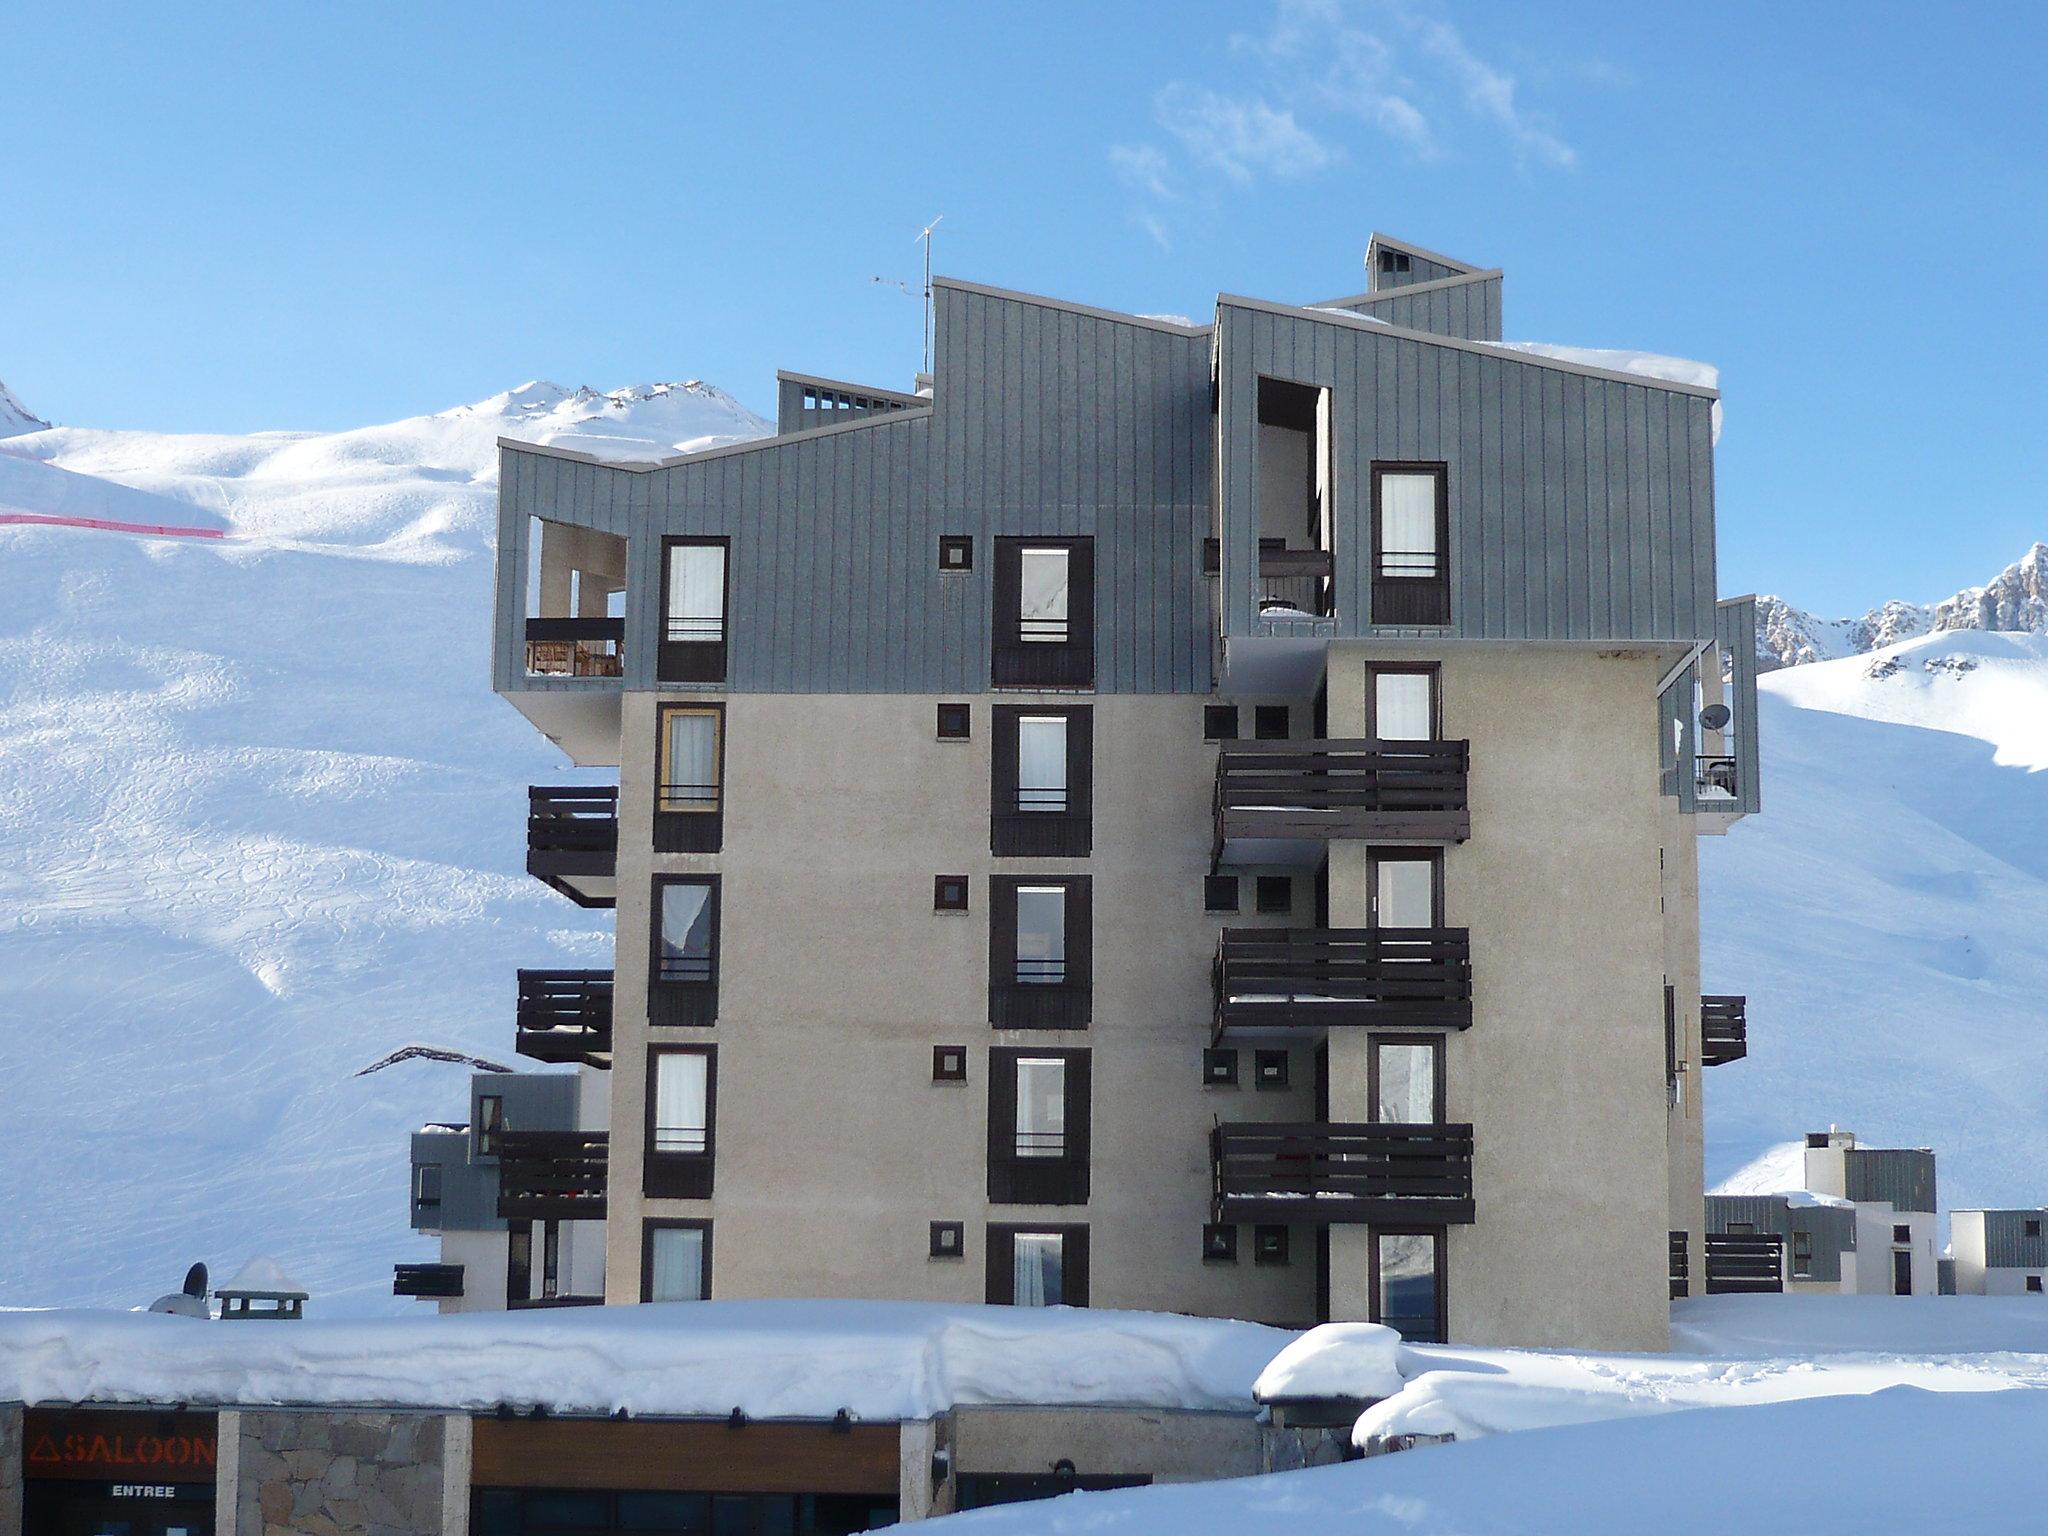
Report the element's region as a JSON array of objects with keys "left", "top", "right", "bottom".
[
  {"left": 1323, "top": 643, "right": 1681, "bottom": 1351},
  {"left": 1662, "top": 796, "right": 1706, "bottom": 1299},
  {"left": 946, "top": 1405, "right": 1261, "bottom": 1483},
  {"left": 605, "top": 691, "right": 1320, "bottom": 1324}
]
